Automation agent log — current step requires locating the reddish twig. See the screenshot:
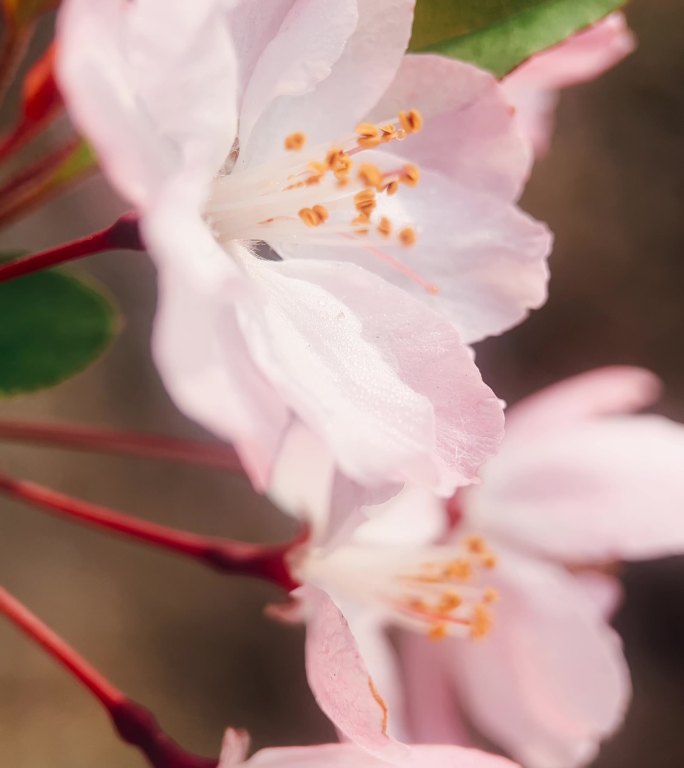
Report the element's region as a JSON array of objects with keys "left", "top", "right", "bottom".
[
  {"left": 0, "top": 586, "right": 218, "bottom": 768},
  {"left": 0, "top": 212, "right": 143, "bottom": 282},
  {"left": 0, "top": 420, "right": 243, "bottom": 471},
  {"left": 0, "top": 470, "right": 301, "bottom": 591}
]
